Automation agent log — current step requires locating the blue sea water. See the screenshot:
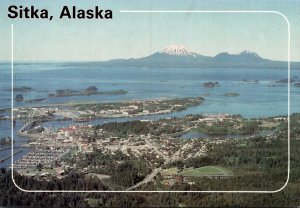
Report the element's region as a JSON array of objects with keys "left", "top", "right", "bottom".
[
  {"left": 1, "top": 62, "right": 299, "bottom": 116},
  {"left": 0, "top": 62, "right": 299, "bottom": 168}
]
